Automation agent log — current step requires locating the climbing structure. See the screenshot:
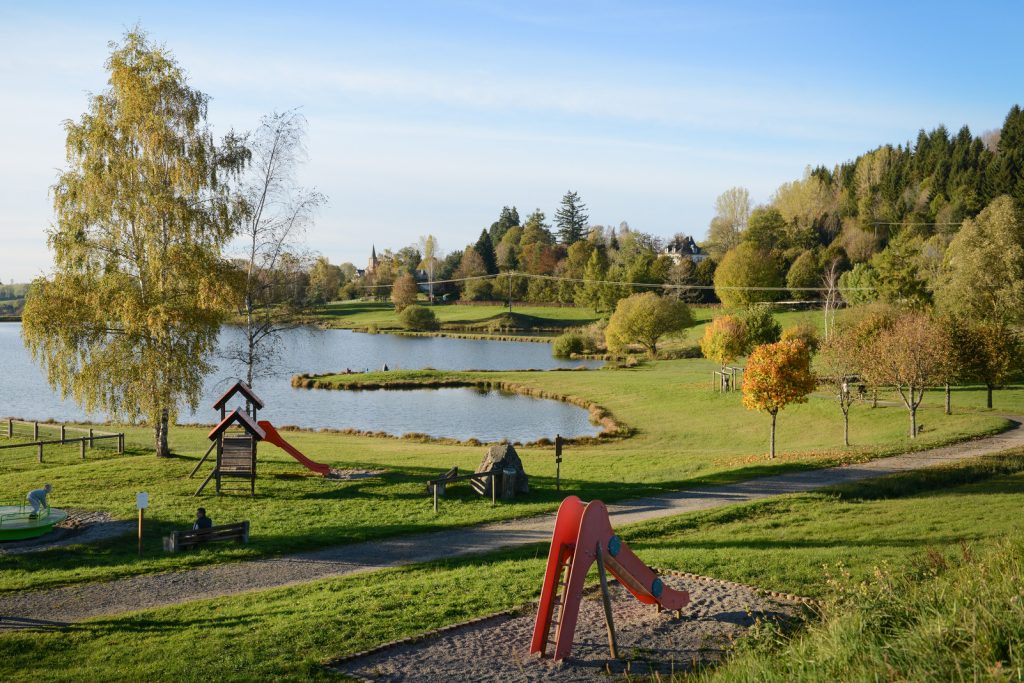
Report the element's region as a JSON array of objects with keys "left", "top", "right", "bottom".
[
  {"left": 192, "top": 380, "right": 333, "bottom": 495},
  {"left": 194, "top": 381, "right": 265, "bottom": 496},
  {"left": 530, "top": 496, "right": 690, "bottom": 661}
]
